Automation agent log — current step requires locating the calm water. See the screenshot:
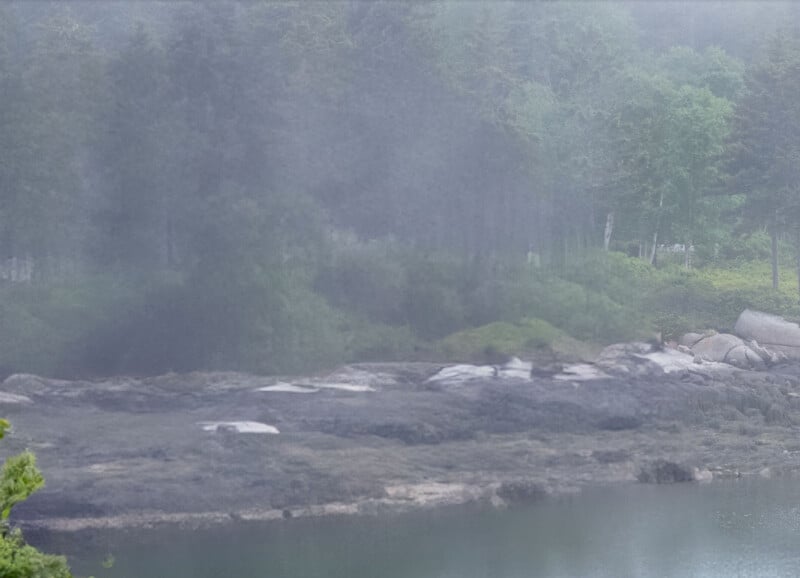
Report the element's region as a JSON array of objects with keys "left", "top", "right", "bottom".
[{"left": 34, "top": 479, "right": 800, "bottom": 578}]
